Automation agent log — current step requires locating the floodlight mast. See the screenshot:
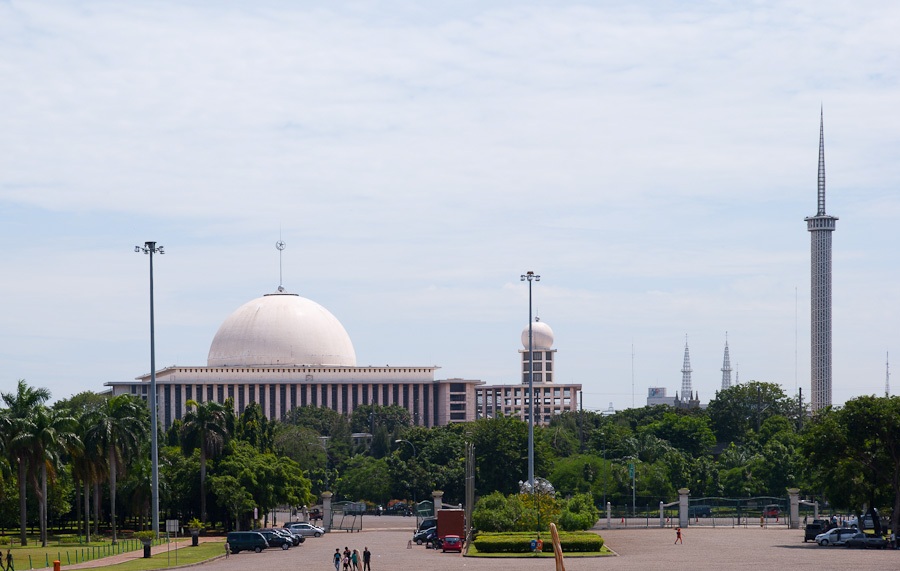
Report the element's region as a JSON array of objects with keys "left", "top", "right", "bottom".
[
  {"left": 520, "top": 271, "right": 540, "bottom": 489},
  {"left": 136, "top": 241, "right": 163, "bottom": 537}
]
